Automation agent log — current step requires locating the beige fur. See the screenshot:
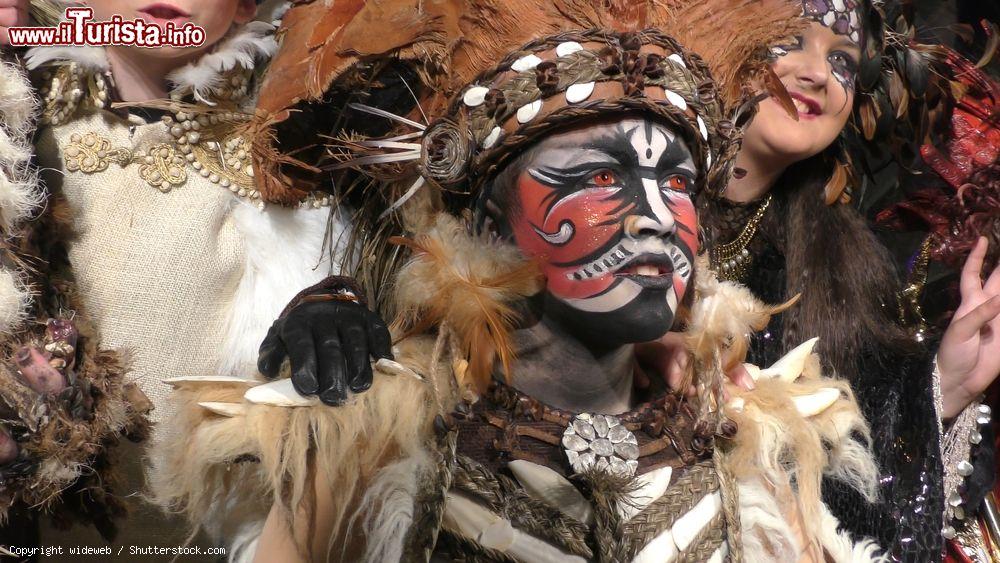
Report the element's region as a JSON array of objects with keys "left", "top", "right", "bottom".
[
  {"left": 686, "top": 258, "right": 881, "bottom": 561},
  {"left": 150, "top": 333, "right": 457, "bottom": 559}
]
